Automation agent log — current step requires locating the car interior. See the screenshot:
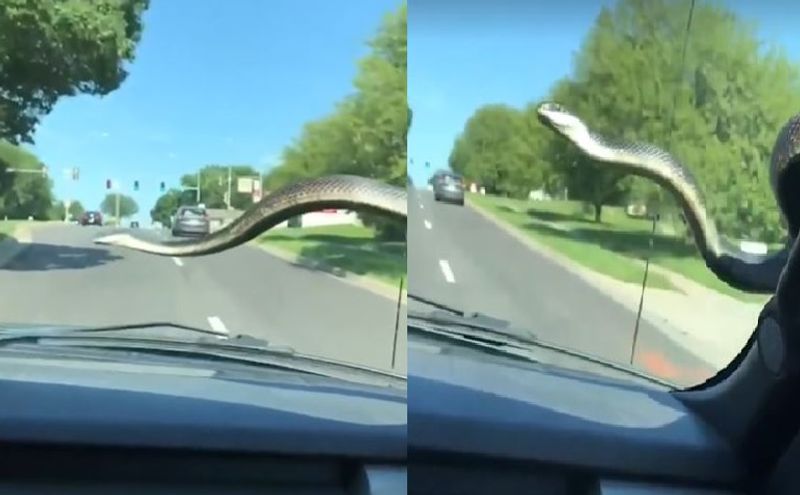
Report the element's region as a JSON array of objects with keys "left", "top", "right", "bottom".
[
  {"left": 0, "top": 353, "right": 407, "bottom": 494},
  {"left": 406, "top": 288, "right": 800, "bottom": 495}
]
